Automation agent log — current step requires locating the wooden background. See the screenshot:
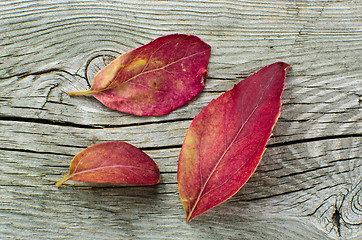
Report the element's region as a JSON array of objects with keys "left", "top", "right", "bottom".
[{"left": 1, "top": 0, "right": 361, "bottom": 239}]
